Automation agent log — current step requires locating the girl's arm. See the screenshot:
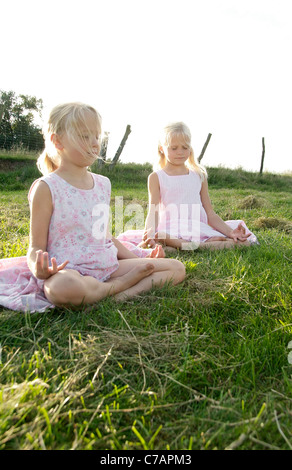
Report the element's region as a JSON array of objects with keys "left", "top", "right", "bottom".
[
  {"left": 144, "top": 172, "right": 160, "bottom": 238},
  {"left": 200, "top": 179, "right": 249, "bottom": 241},
  {"left": 27, "top": 181, "right": 68, "bottom": 279}
]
